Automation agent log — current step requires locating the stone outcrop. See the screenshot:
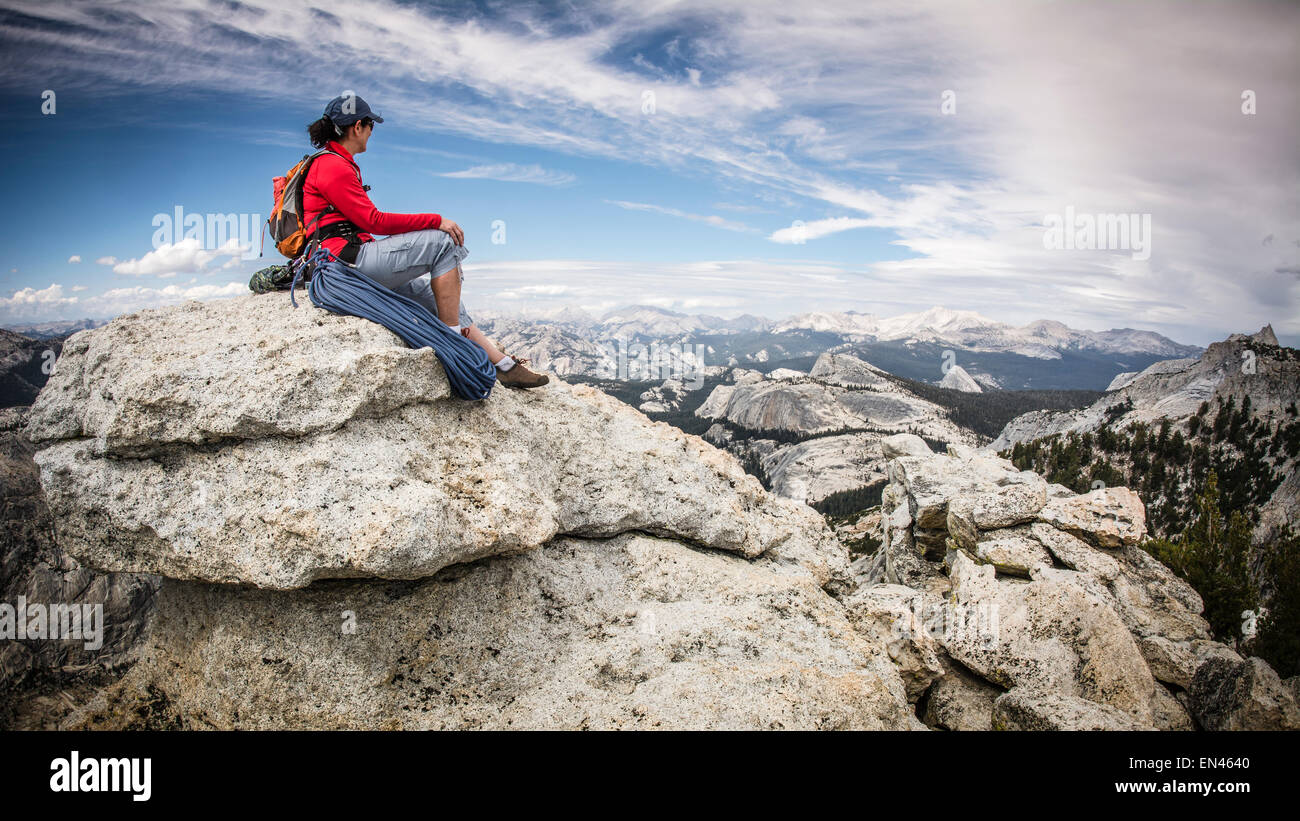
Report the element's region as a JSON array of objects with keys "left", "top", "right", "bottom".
[
  {"left": 27, "top": 296, "right": 843, "bottom": 591},
  {"left": 16, "top": 296, "right": 1294, "bottom": 731},
  {"left": 881, "top": 433, "right": 932, "bottom": 459},
  {"left": 938, "top": 365, "right": 982, "bottom": 393},
  {"left": 946, "top": 554, "right": 1156, "bottom": 725},
  {"left": 923, "top": 658, "right": 1003, "bottom": 731},
  {"left": 695, "top": 355, "right": 978, "bottom": 505},
  {"left": 842, "top": 583, "right": 945, "bottom": 702},
  {"left": 1036, "top": 487, "right": 1147, "bottom": 548},
  {"left": 29, "top": 294, "right": 922, "bottom": 730},
  {"left": 71, "top": 533, "right": 916, "bottom": 730},
  {"left": 1188, "top": 655, "right": 1300, "bottom": 730},
  {"left": 992, "top": 689, "right": 1149, "bottom": 731},
  {"left": 0, "top": 406, "right": 158, "bottom": 729},
  {"left": 855, "top": 437, "right": 1281, "bottom": 730}
]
